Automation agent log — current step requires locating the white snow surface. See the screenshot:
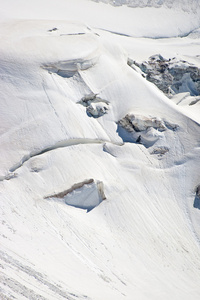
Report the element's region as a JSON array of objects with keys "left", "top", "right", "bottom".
[
  {"left": 1, "top": 1, "right": 200, "bottom": 300},
  {"left": 0, "top": 0, "right": 200, "bottom": 37}
]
